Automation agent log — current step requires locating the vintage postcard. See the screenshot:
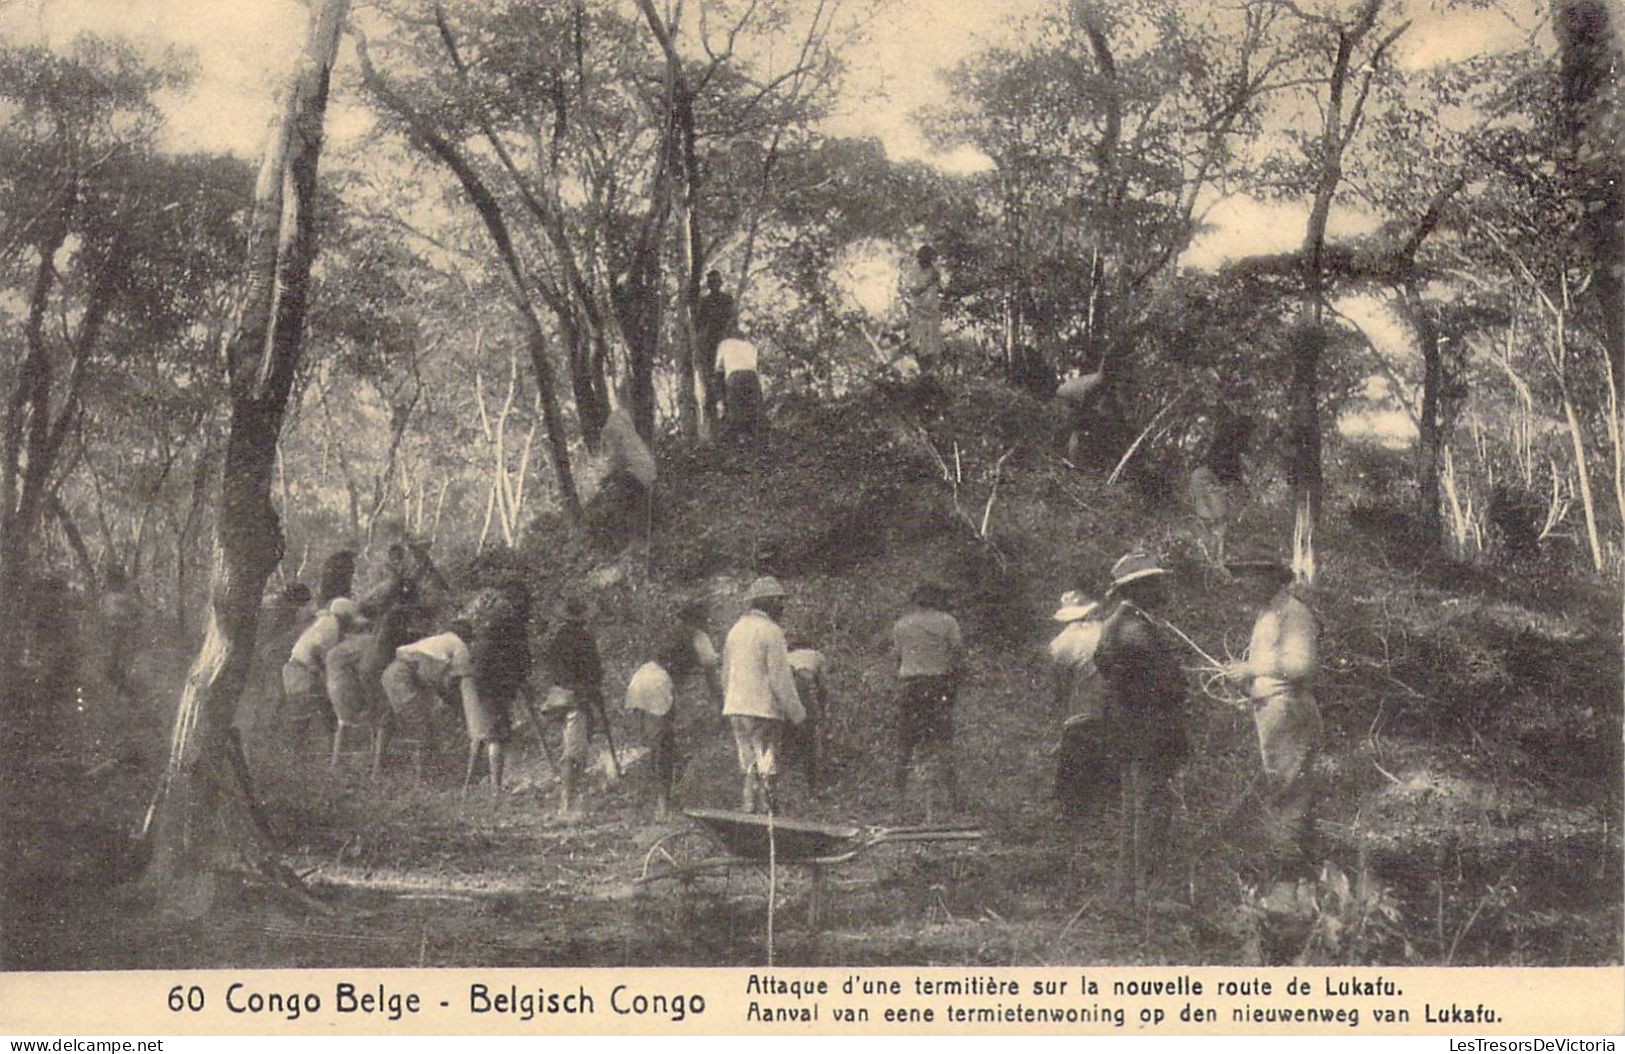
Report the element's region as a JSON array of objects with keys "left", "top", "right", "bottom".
[{"left": 0, "top": 0, "right": 1620, "bottom": 1038}]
